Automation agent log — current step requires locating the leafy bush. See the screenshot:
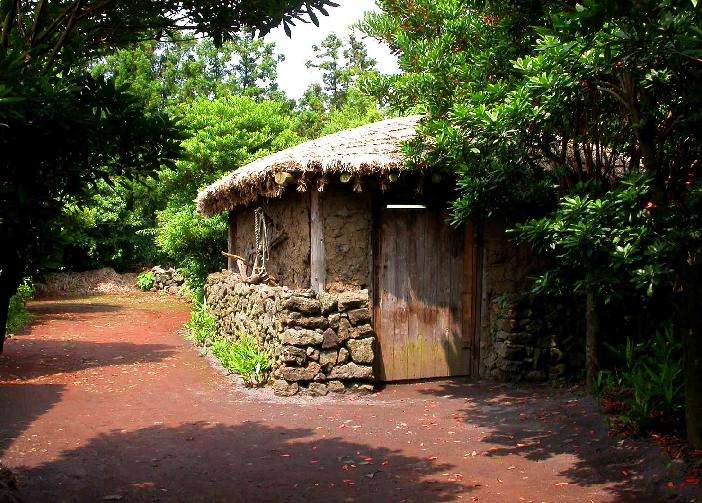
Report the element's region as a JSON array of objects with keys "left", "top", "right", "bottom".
[
  {"left": 6, "top": 279, "right": 35, "bottom": 335},
  {"left": 210, "top": 334, "right": 271, "bottom": 387},
  {"left": 155, "top": 204, "right": 227, "bottom": 297},
  {"left": 185, "top": 301, "right": 218, "bottom": 346},
  {"left": 44, "top": 179, "right": 166, "bottom": 274},
  {"left": 136, "top": 271, "right": 155, "bottom": 291},
  {"left": 597, "top": 328, "right": 684, "bottom": 435}
]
